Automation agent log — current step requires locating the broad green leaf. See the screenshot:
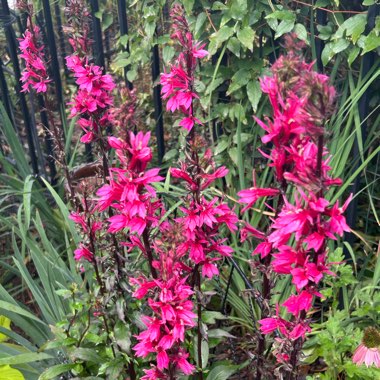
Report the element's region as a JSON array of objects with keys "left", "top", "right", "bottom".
[
  {"left": 0, "top": 365, "right": 24, "bottom": 380},
  {"left": 0, "top": 317, "right": 10, "bottom": 343},
  {"left": 38, "top": 363, "right": 78, "bottom": 380},
  {"left": 206, "top": 364, "right": 240, "bottom": 380},
  {"left": 237, "top": 27, "right": 254, "bottom": 51},
  {"left": 227, "top": 69, "right": 251, "bottom": 95}
]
